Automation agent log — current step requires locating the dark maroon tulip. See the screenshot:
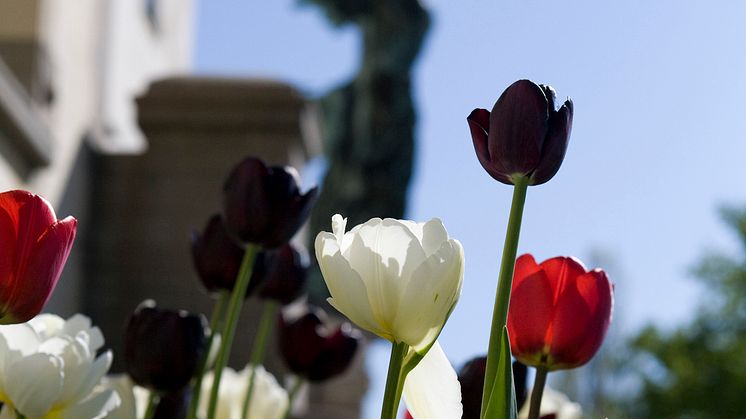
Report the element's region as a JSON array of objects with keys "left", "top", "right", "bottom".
[
  {"left": 468, "top": 79, "right": 573, "bottom": 186},
  {"left": 191, "top": 214, "right": 245, "bottom": 294},
  {"left": 247, "top": 243, "right": 308, "bottom": 304},
  {"left": 458, "top": 356, "right": 486, "bottom": 419},
  {"left": 223, "top": 157, "right": 318, "bottom": 248},
  {"left": 124, "top": 301, "right": 208, "bottom": 393},
  {"left": 458, "top": 357, "right": 528, "bottom": 419},
  {"left": 153, "top": 387, "right": 190, "bottom": 419},
  {"left": 279, "top": 305, "right": 360, "bottom": 382}
]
